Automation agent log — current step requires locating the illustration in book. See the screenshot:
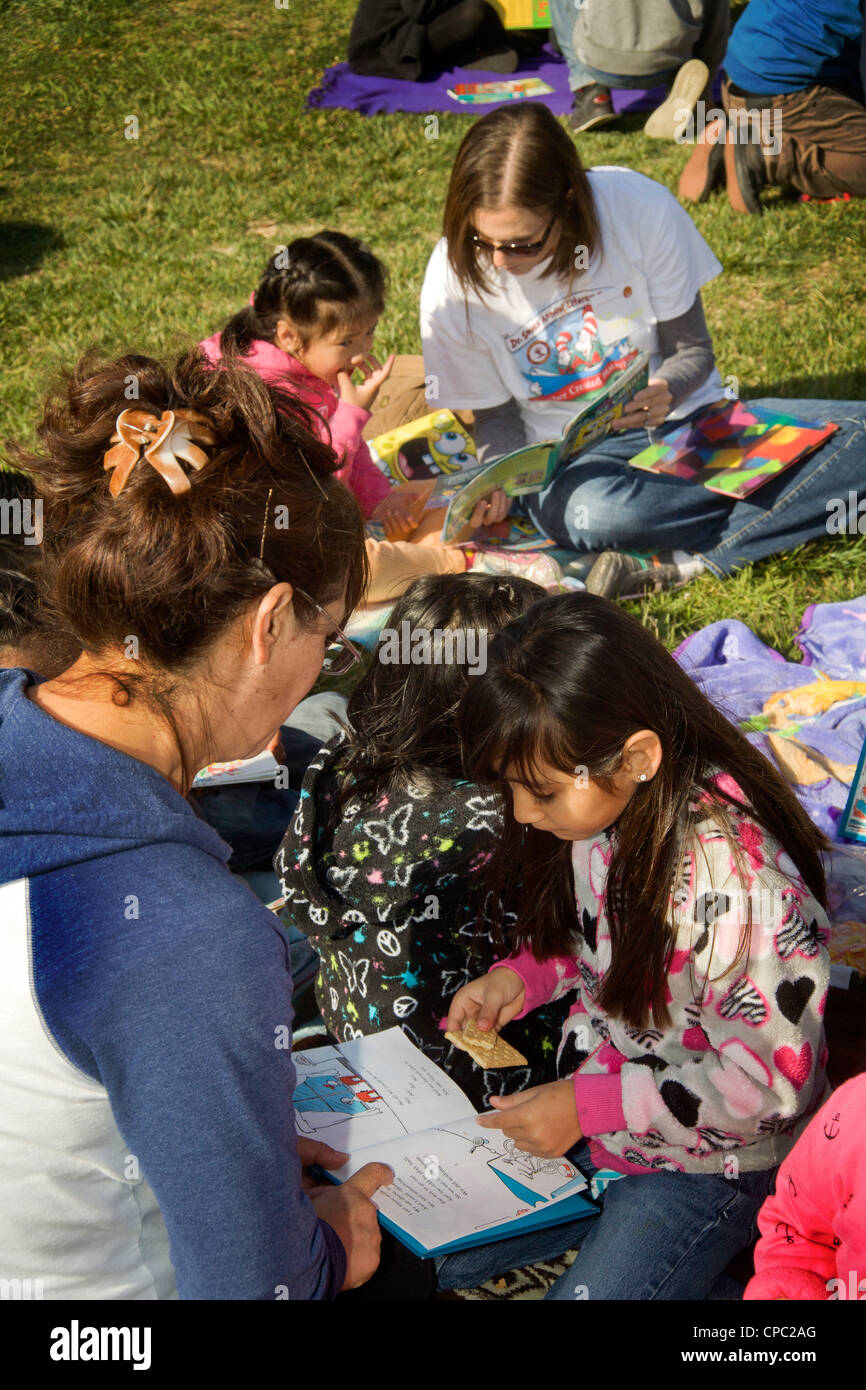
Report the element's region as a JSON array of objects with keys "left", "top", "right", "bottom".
[
  {"left": 292, "top": 1029, "right": 601, "bottom": 1255},
  {"left": 367, "top": 409, "right": 477, "bottom": 487},
  {"left": 440, "top": 352, "right": 649, "bottom": 543},
  {"left": 447, "top": 77, "right": 555, "bottom": 104}
]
